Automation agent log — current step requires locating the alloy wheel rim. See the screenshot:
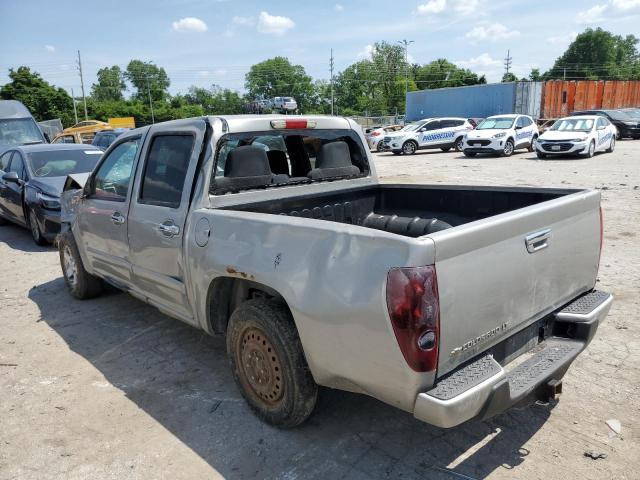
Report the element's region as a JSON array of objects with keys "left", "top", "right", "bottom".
[
  {"left": 238, "top": 327, "right": 284, "bottom": 406},
  {"left": 63, "top": 246, "right": 78, "bottom": 286},
  {"left": 504, "top": 141, "right": 513, "bottom": 155},
  {"left": 404, "top": 142, "right": 415, "bottom": 154},
  {"left": 590, "top": 143, "right": 595, "bottom": 156},
  {"left": 456, "top": 139, "right": 463, "bottom": 151}
]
